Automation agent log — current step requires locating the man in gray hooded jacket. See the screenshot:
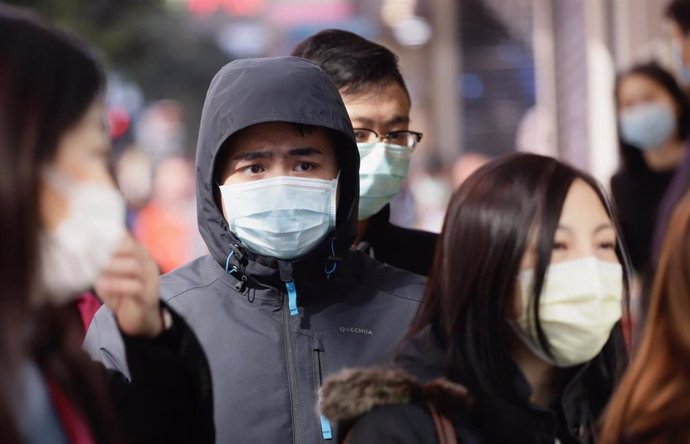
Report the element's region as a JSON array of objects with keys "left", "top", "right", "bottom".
[{"left": 84, "top": 56, "right": 425, "bottom": 443}]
